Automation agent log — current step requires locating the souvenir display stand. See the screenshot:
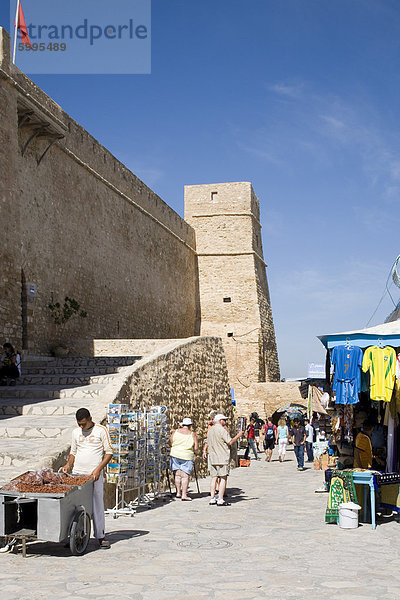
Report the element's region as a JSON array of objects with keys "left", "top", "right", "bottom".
[{"left": 105, "top": 404, "right": 169, "bottom": 518}]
